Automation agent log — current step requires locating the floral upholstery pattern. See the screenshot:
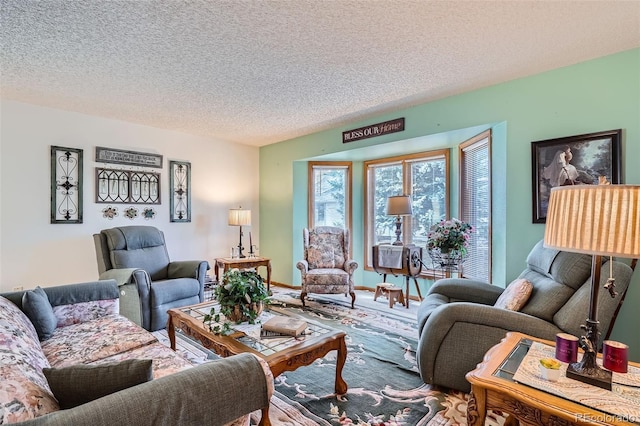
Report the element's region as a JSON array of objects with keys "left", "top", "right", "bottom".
[
  {"left": 307, "top": 230, "right": 346, "bottom": 269},
  {"left": 0, "top": 296, "right": 59, "bottom": 423},
  {"left": 92, "top": 341, "right": 192, "bottom": 379},
  {"left": 42, "top": 315, "right": 156, "bottom": 368},
  {"left": 297, "top": 226, "right": 358, "bottom": 308},
  {"left": 53, "top": 298, "right": 119, "bottom": 328}
]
